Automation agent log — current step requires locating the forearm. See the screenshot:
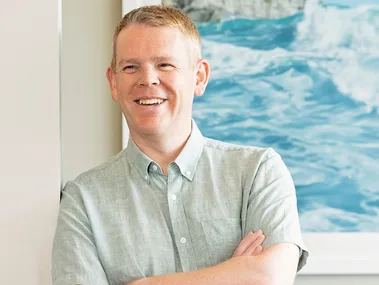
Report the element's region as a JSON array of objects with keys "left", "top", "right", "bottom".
[{"left": 129, "top": 256, "right": 271, "bottom": 285}]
